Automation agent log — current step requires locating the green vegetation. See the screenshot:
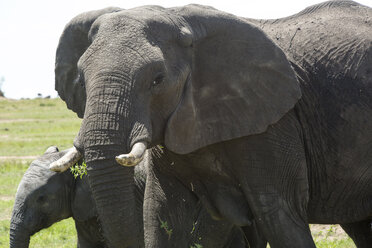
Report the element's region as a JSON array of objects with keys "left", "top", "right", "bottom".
[
  {"left": 311, "top": 224, "right": 355, "bottom": 248},
  {"left": 70, "top": 161, "right": 87, "bottom": 179},
  {"left": 28, "top": 218, "right": 76, "bottom": 248},
  {"left": 0, "top": 98, "right": 356, "bottom": 247},
  {"left": 0, "top": 98, "right": 79, "bottom": 247},
  {"left": 158, "top": 217, "right": 173, "bottom": 240},
  {"left": 0, "top": 98, "right": 81, "bottom": 156},
  {"left": 315, "top": 239, "right": 355, "bottom": 248}
]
